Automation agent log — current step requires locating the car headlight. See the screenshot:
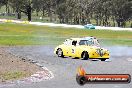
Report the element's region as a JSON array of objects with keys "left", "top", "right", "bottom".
[{"left": 104, "top": 50, "right": 109, "bottom": 55}]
